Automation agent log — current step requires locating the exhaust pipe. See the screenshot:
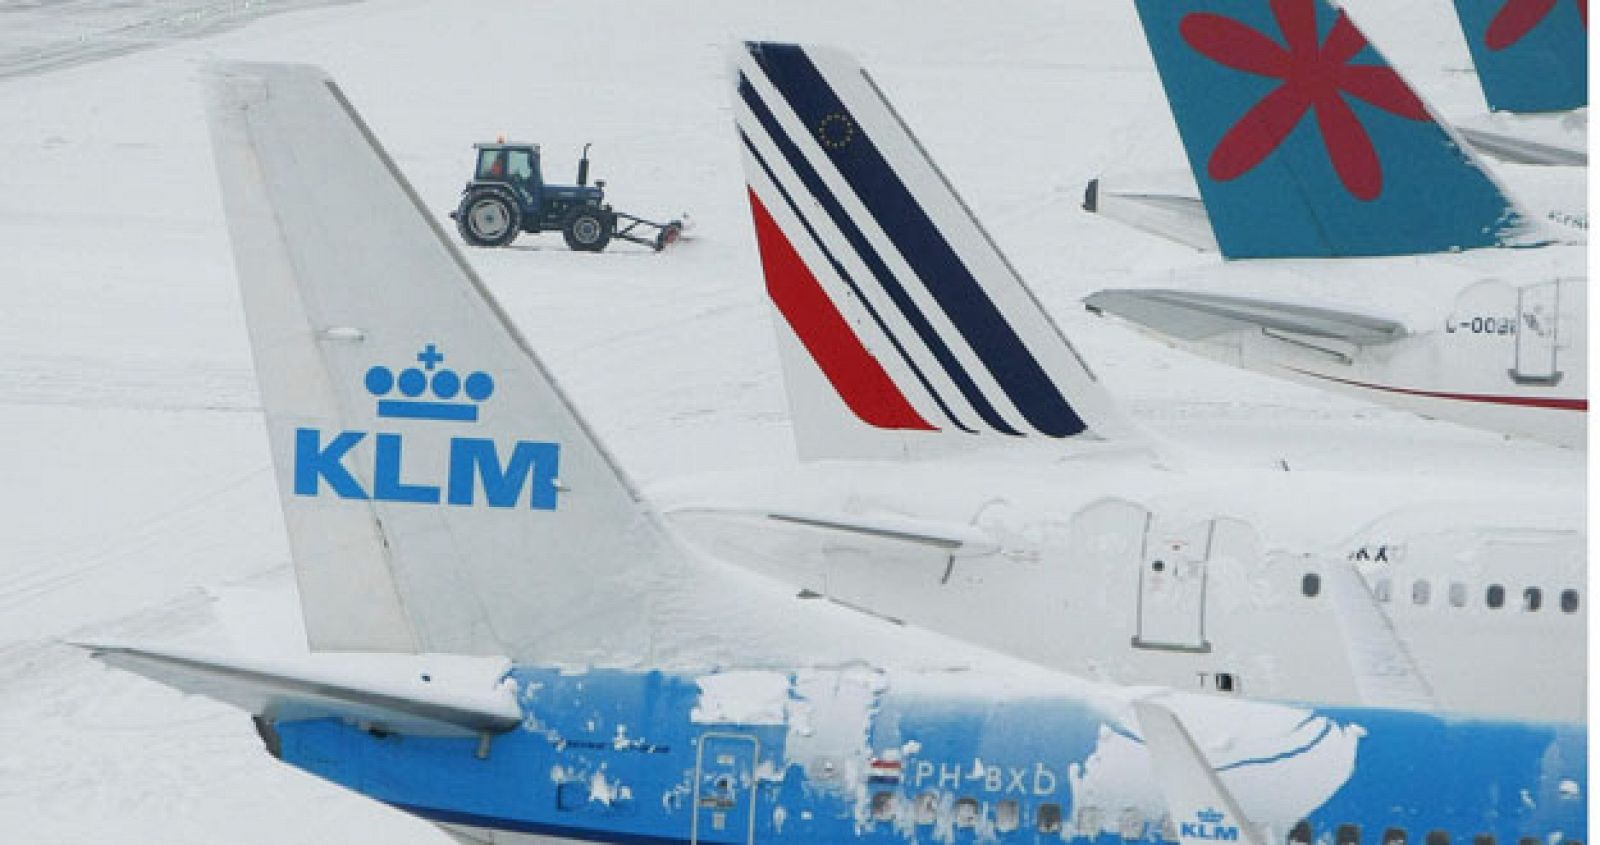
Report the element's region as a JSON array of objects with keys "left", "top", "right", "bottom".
[{"left": 577, "top": 142, "right": 592, "bottom": 186}]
